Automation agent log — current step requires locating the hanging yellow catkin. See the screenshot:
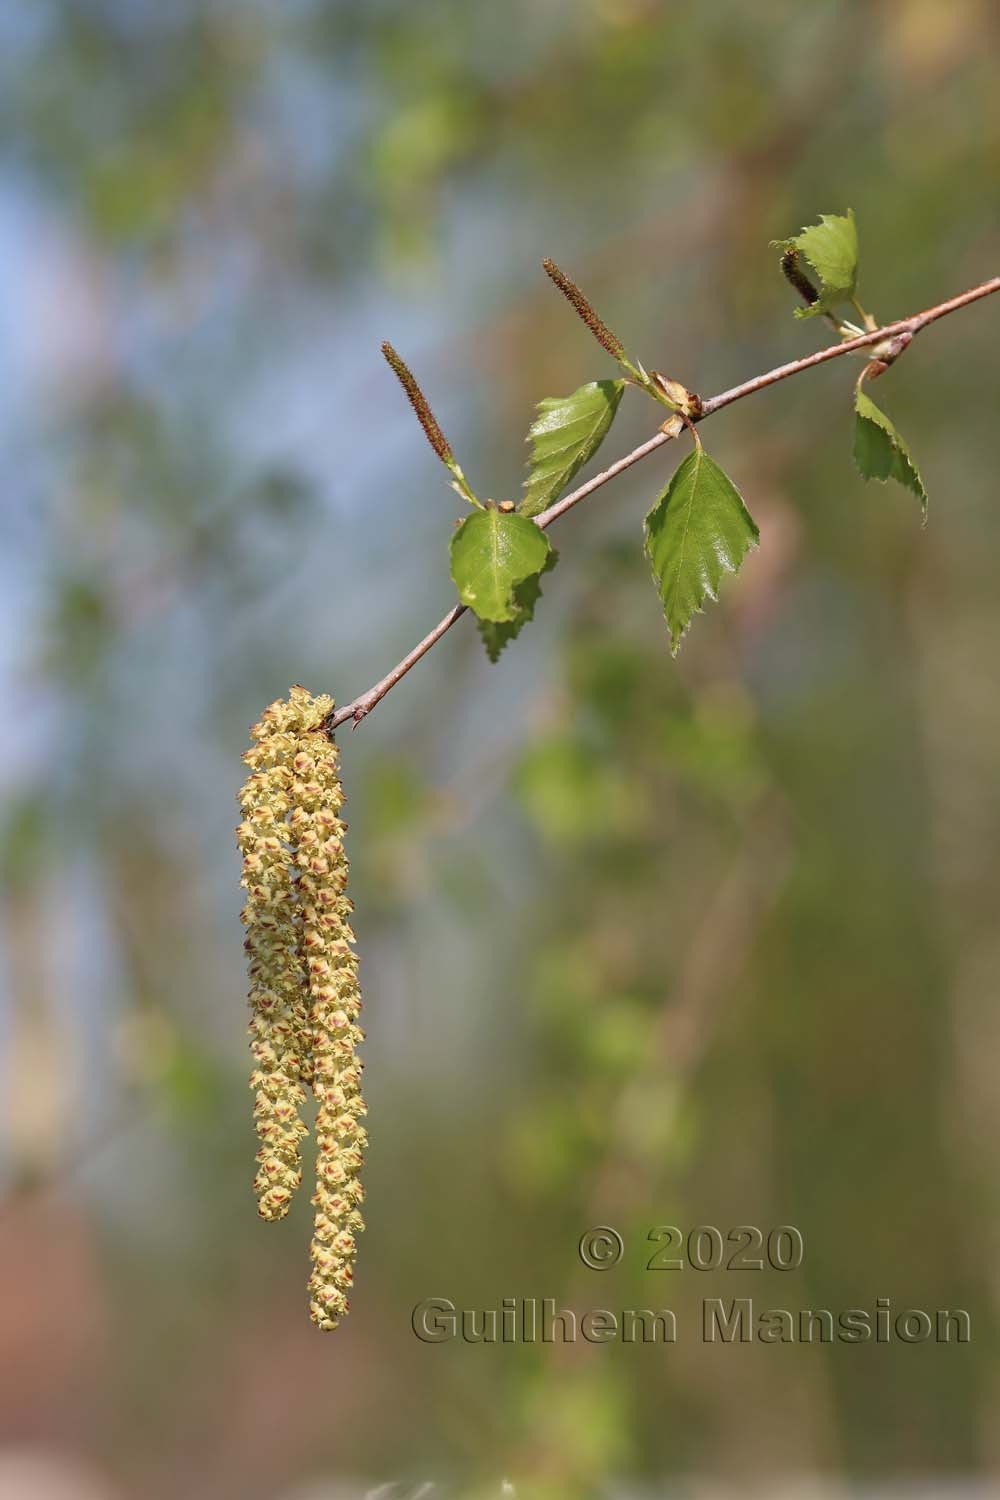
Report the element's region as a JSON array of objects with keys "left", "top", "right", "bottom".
[
  {"left": 290, "top": 713, "right": 368, "bottom": 1331},
  {"left": 238, "top": 694, "right": 314, "bottom": 1221},
  {"left": 237, "top": 686, "right": 367, "bottom": 1330}
]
